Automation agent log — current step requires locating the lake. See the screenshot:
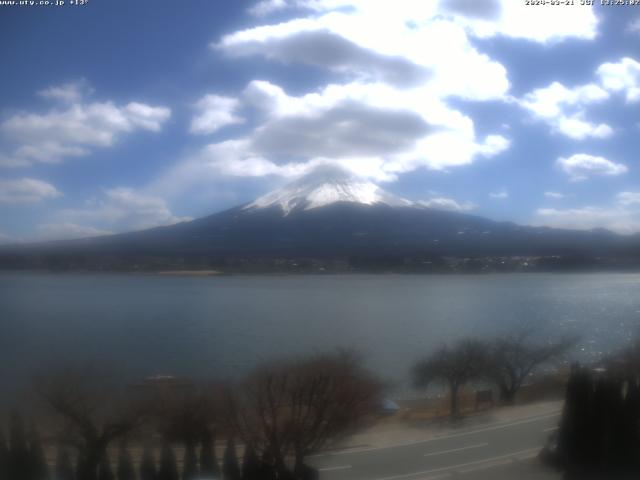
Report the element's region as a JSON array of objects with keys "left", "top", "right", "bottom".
[{"left": 2, "top": 272, "right": 640, "bottom": 400}]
